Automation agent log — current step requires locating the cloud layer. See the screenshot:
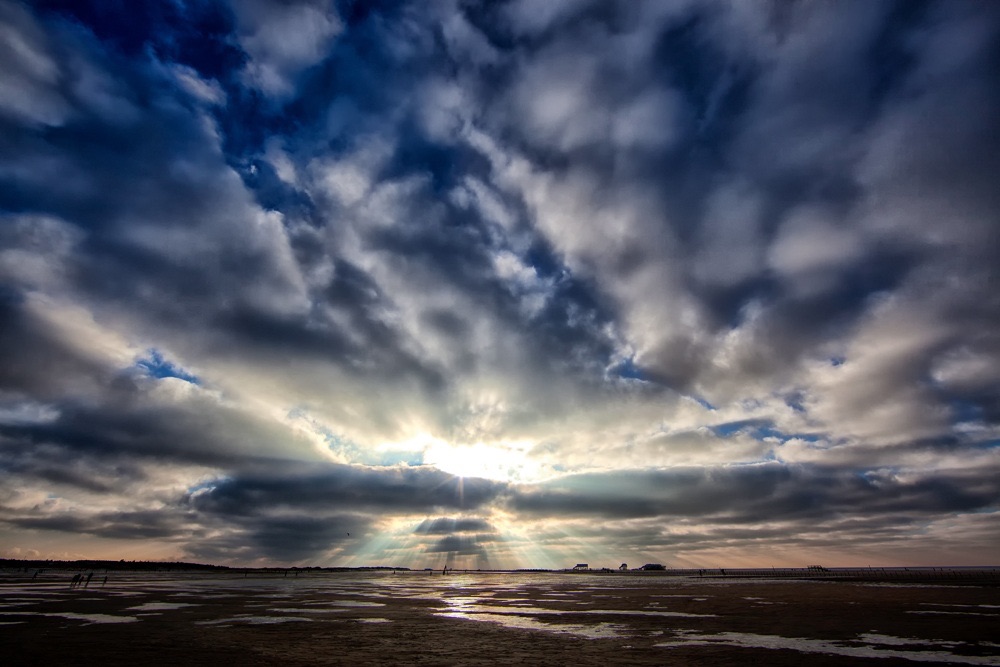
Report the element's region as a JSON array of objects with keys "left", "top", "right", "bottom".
[{"left": 1, "top": 0, "right": 998, "bottom": 567}]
